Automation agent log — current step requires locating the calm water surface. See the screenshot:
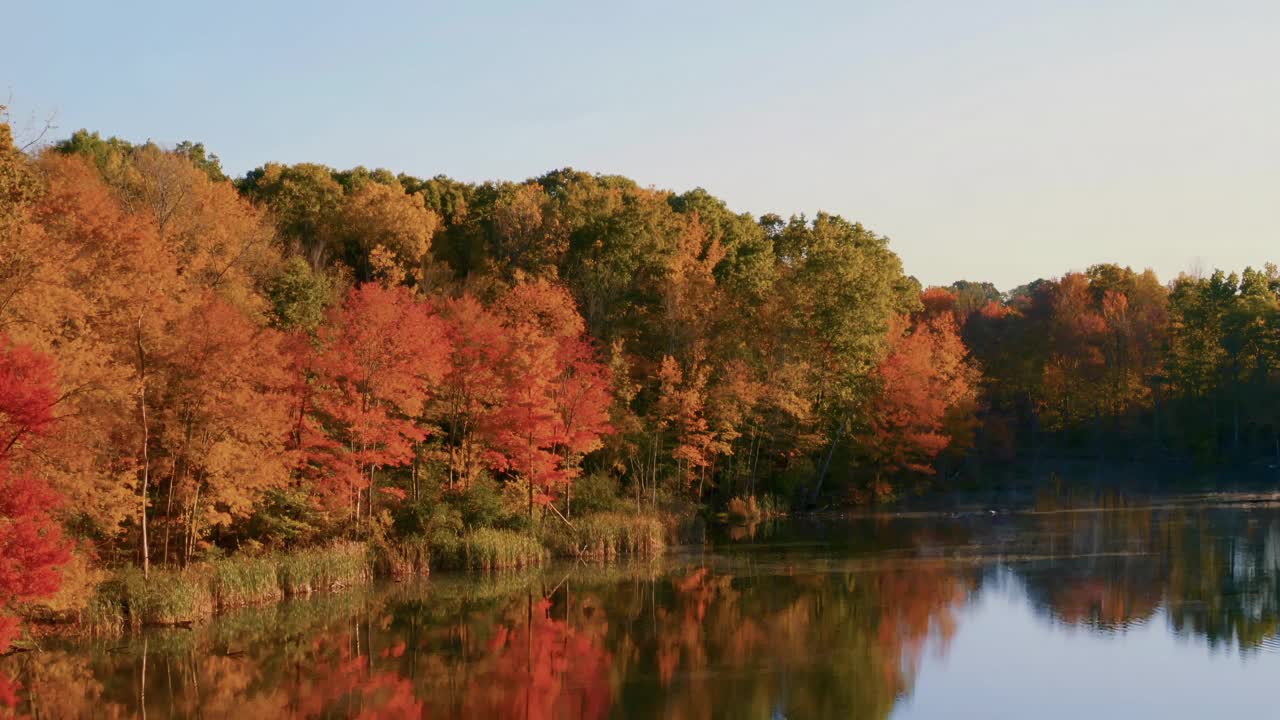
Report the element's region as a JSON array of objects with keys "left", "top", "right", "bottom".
[{"left": 5, "top": 492, "right": 1280, "bottom": 719}]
